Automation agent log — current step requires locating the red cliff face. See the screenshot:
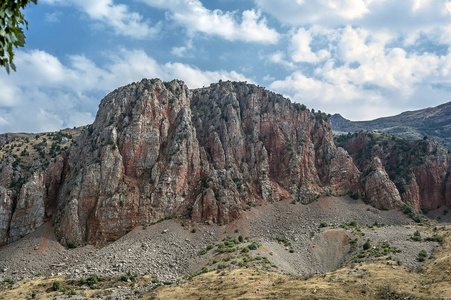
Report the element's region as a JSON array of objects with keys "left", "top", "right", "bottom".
[
  {"left": 52, "top": 79, "right": 360, "bottom": 244},
  {"left": 337, "top": 131, "right": 451, "bottom": 212},
  {"left": 4, "top": 79, "right": 447, "bottom": 246},
  {"left": 361, "top": 157, "right": 403, "bottom": 209}
]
